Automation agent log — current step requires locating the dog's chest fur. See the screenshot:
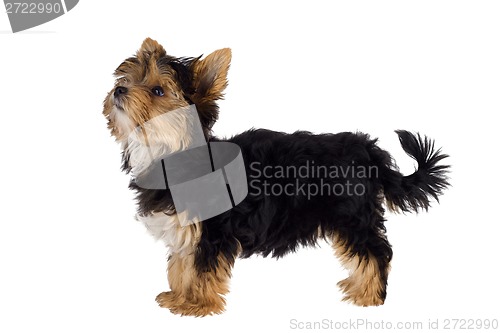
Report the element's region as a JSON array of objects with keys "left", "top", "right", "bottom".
[
  {"left": 120, "top": 106, "right": 206, "bottom": 177},
  {"left": 136, "top": 212, "right": 200, "bottom": 256},
  {"left": 123, "top": 107, "right": 204, "bottom": 256}
]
